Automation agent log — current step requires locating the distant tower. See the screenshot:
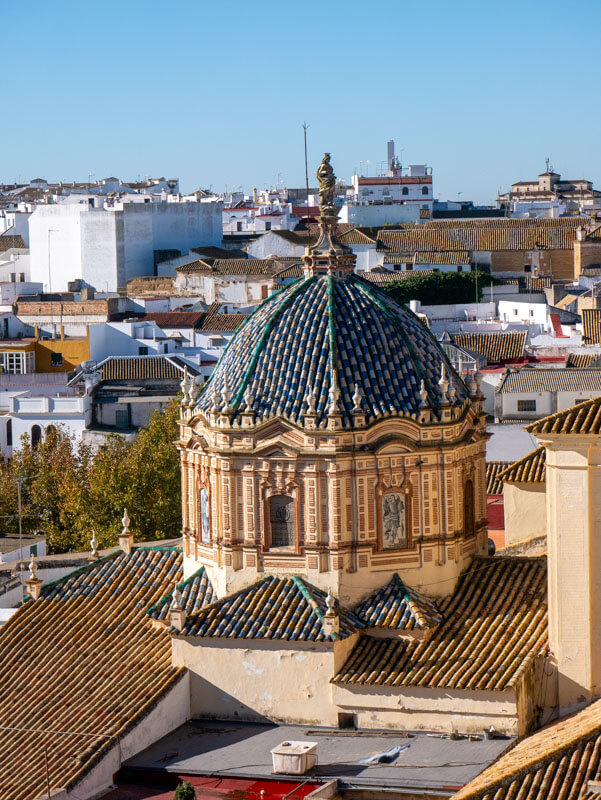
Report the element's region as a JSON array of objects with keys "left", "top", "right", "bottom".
[{"left": 387, "top": 140, "right": 395, "bottom": 171}]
